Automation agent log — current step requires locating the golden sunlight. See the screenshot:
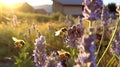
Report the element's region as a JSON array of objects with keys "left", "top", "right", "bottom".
[
  {"left": 0, "top": 0, "right": 23, "bottom": 8},
  {"left": 0, "top": 0, "right": 18, "bottom": 6}
]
